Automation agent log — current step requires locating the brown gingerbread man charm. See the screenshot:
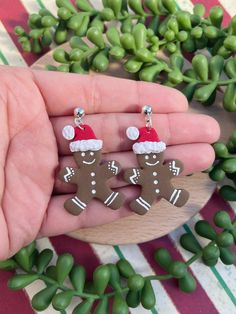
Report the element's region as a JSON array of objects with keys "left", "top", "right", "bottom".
[
  {"left": 124, "top": 106, "right": 189, "bottom": 215},
  {"left": 59, "top": 108, "right": 124, "bottom": 215}
]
